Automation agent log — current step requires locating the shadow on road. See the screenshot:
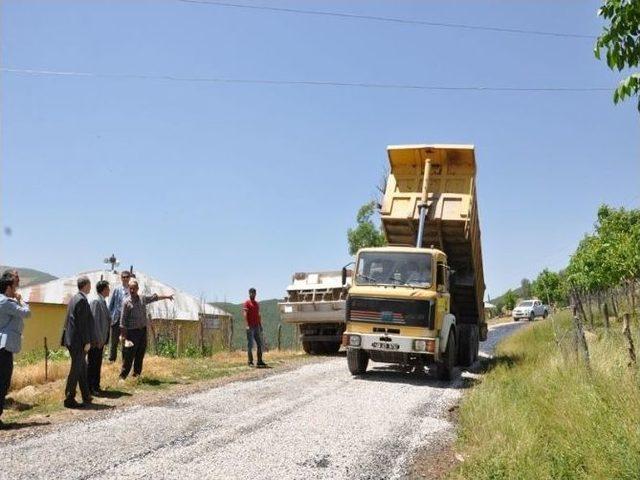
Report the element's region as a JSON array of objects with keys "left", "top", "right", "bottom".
[
  {"left": 5, "top": 399, "right": 33, "bottom": 412},
  {"left": 96, "top": 389, "right": 132, "bottom": 399},
  {"left": 353, "top": 366, "right": 461, "bottom": 388},
  {"left": 83, "top": 403, "right": 116, "bottom": 411},
  {"left": 0, "top": 420, "right": 51, "bottom": 431}
]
